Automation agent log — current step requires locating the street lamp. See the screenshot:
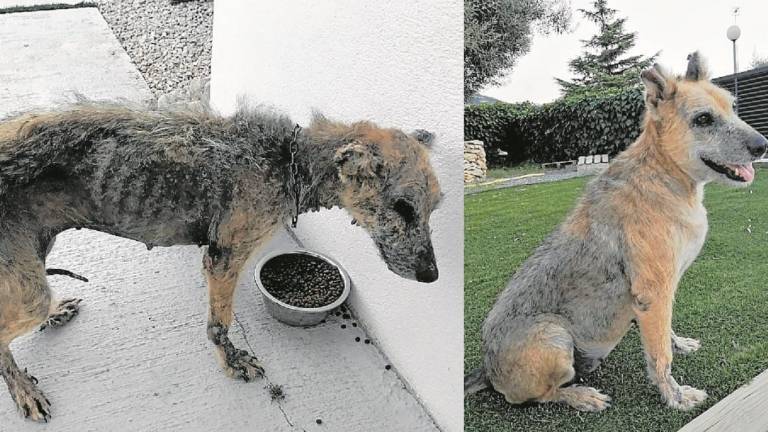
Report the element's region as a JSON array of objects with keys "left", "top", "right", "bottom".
[{"left": 727, "top": 22, "right": 741, "bottom": 114}]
